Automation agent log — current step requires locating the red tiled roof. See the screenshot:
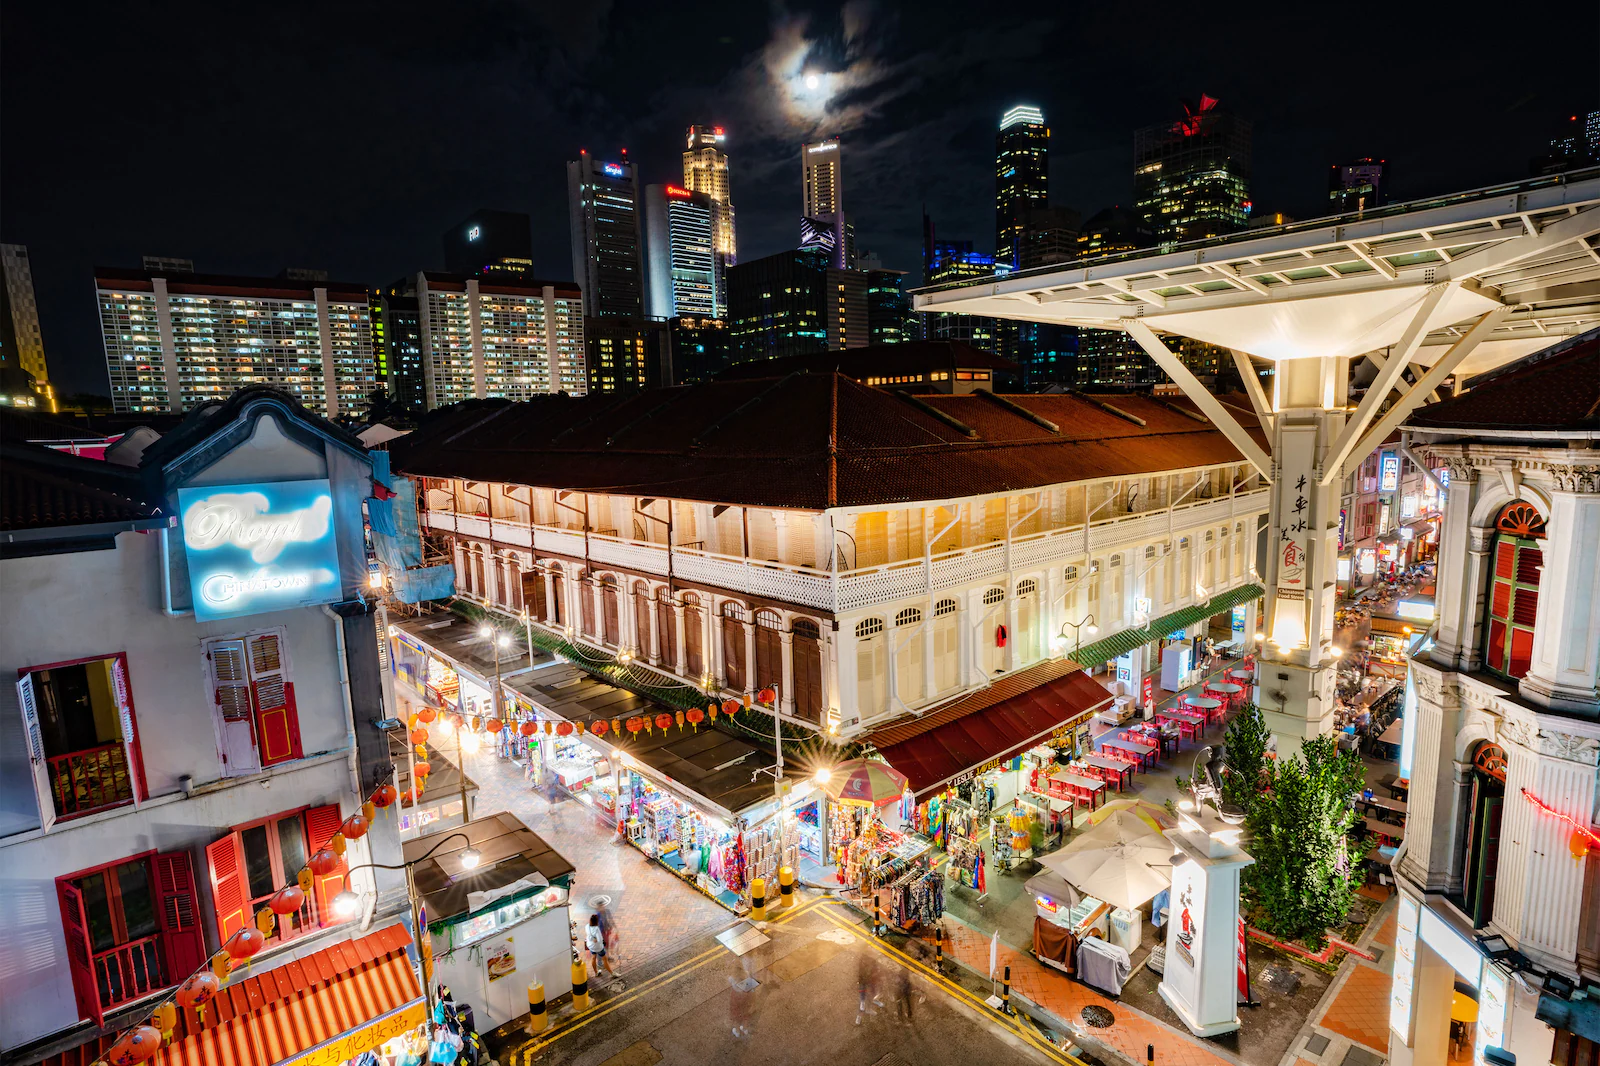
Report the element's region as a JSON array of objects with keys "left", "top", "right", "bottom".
[
  {"left": 0, "top": 440, "right": 157, "bottom": 532},
  {"left": 1408, "top": 329, "right": 1600, "bottom": 432},
  {"left": 716, "top": 340, "right": 1019, "bottom": 381},
  {"left": 390, "top": 373, "right": 1268, "bottom": 510},
  {"left": 870, "top": 665, "right": 1114, "bottom": 799}
]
